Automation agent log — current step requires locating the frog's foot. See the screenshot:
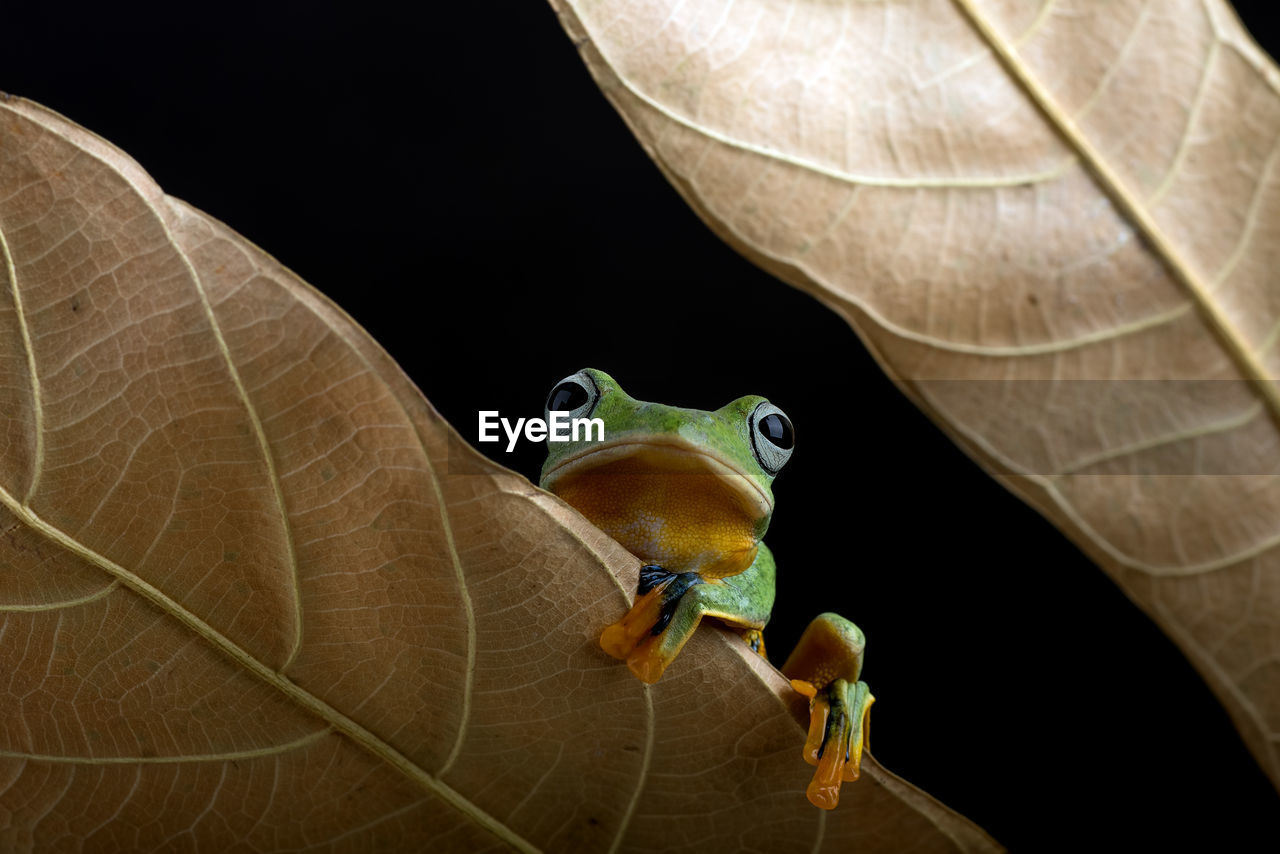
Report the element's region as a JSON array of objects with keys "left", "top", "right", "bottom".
[
  {"left": 790, "top": 678, "right": 874, "bottom": 810},
  {"left": 599, "top": 565, "right": 703, "bottom": 683},
  {"left": 781, "top": 612, "right": 871, "bottom": 809},
  {"left": 741, "top": 628, "right": 767, "bottom": 658}
]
